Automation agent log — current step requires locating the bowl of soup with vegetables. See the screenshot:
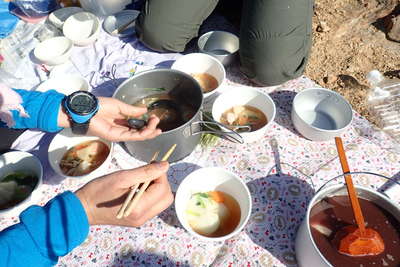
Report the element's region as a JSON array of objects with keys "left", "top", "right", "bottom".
[
  {"left": 212, "top": 86, "right": 276, "bottom": 143},
  {"left": 175, "top": 167, "right": 252, "bottom": 241},
  {"left": 0, "top": 151, "right": 43, "bottom": 218},
  {"left": 48, "top": 128, "right": 113, "bottom": 180}
]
